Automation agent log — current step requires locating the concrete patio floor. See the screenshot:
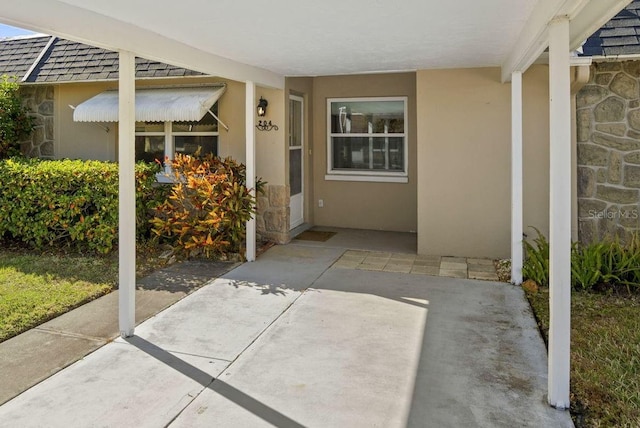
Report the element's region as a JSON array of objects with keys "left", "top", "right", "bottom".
[{"left": 0, "top": 243, "right": 572, "bottom": 427}]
